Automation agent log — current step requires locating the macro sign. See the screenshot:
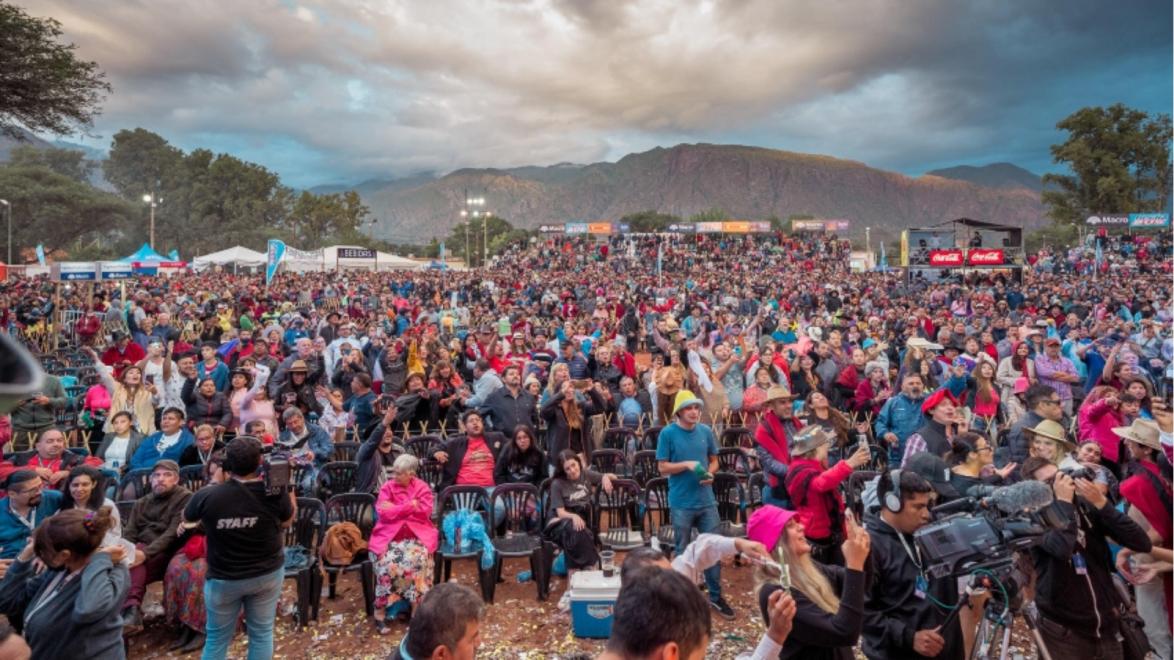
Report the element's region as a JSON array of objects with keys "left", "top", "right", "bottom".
[{"left": 1085, "top": 215, "right": 1130, "bottom": 226}]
